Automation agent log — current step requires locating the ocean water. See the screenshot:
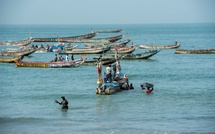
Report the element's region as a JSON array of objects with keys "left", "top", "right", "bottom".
[{"left": 0, "top": 23, "right": 215, "bottom": 134}]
